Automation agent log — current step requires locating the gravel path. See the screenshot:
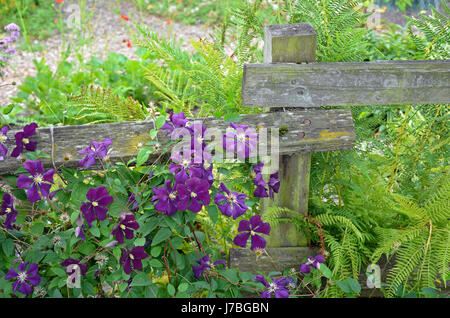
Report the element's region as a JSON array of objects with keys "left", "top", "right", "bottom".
[{"left": 0, "top": 0, "right": 211, "bottom": 107}]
